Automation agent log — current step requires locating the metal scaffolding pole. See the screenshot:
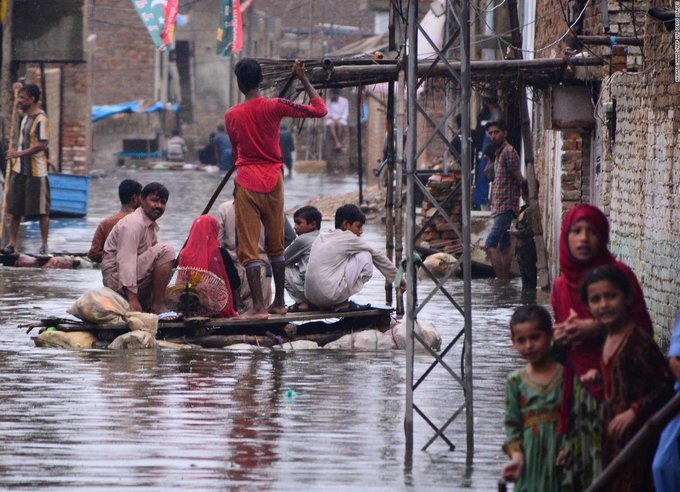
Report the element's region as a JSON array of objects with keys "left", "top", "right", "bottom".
[{"left": 401, "top": 0, "right": 473, "bottom": 462}]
